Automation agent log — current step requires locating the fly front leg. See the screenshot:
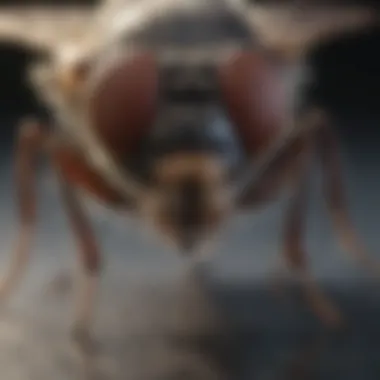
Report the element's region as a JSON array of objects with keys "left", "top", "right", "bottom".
[
  {"left": 1, "top": 118, "right": 102, "bottom": 355},
  {"left": 0, "top": 118, "right": 46, "bottom": 302},
  {"left": 281, "top": 137, "right": 344, "bottom": 328},
  {"left": 317, "top": 121, "right": 380, "bottom": 275},
  {"left": 238, "top": 110, "right": 342, "bottom": 326},
  {"left": 57, "top": 177, "right": 101, "bottom": 355}
]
